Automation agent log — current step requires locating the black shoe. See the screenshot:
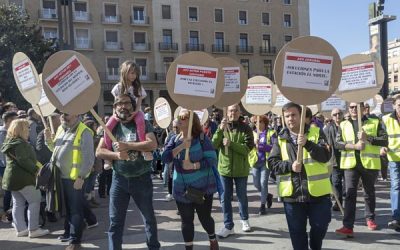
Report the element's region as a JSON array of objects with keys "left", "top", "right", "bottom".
[
  {"left": 388, "top": 220, "right": 400, "bottom": 230},
  {"left": 58, "top": 234, "right": 71, "bottom": 242},
  {"left": 46, "top": 212, "right": 57, "bottom": 222},
  {"left": 267, "top": 193, "right": 273, "bottom": 209},
  {"left": 259, "top": 204, "right": 267, "bottom": 215},
  {"left": 332, "top": 203, "right": 340, "bottom": 212}
]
